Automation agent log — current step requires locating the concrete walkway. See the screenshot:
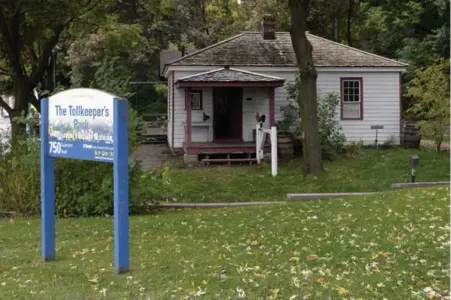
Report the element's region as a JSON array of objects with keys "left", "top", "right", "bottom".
[
  {"left": 130, "top": 144, "right": 177, "bottom": 171},
  {"left": 421, "top": 139, "right": 450, "bottom": 151}
]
